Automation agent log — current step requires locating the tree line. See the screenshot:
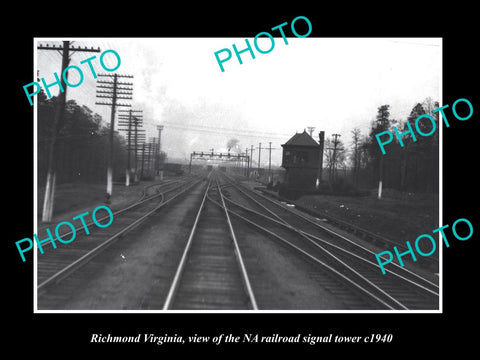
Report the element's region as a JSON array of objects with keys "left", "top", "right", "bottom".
[
  {"left": 323, "top": 98, "right": 439, "bottom": 195},
  {"left": 38, "top": 95, "right": 130, "bottom": 186},
  {"left": 38, "top": 93, "right": 439, "bottom": 196}
]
